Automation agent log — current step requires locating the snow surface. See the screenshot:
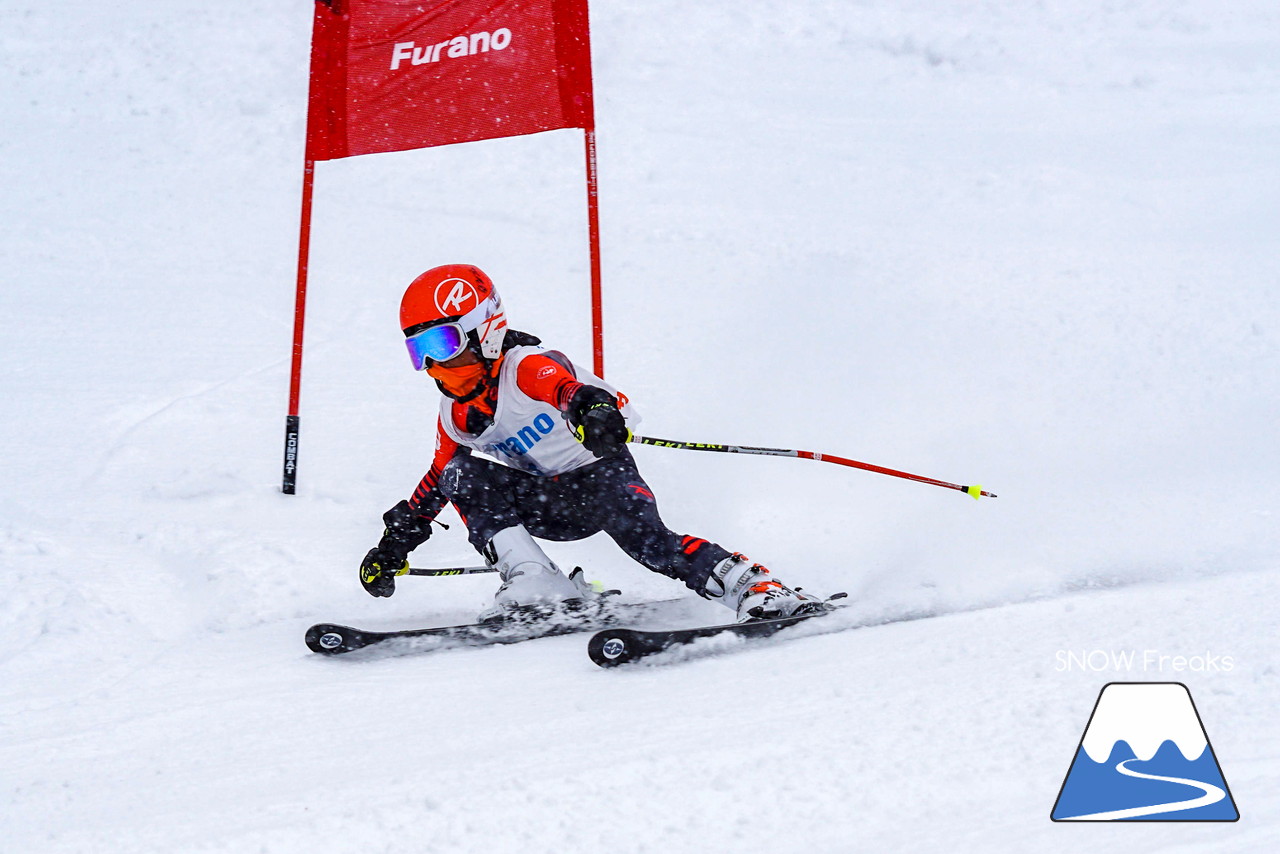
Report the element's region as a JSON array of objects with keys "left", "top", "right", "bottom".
[{"left": 2, "top": 0, "right": 1278, "bottom": 851}]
